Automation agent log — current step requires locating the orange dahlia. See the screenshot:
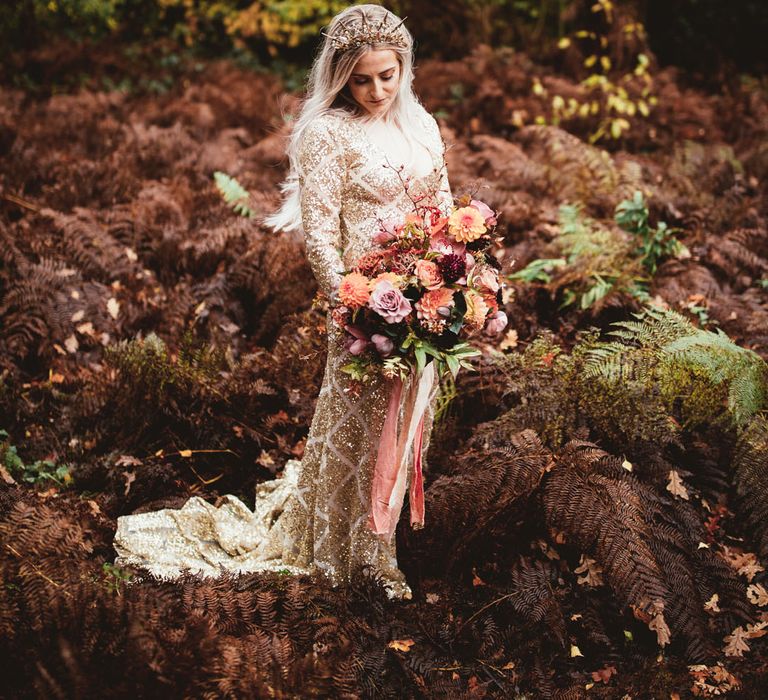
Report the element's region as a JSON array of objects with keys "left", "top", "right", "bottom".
[
  {"left": 464, "top": 290, "right": 490, "bottom": 329},
  {"left": 373, "top": 271, "right": 403, "bottom": 288},
  {"left": 448, "top": 206, "right": 486, "bottom": 243},
  {"left": 338, "top": 272, "right": 371, "bottom": 308},
  {"left": 416, "top": 287, "right": 455, "bottom": 322}
]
